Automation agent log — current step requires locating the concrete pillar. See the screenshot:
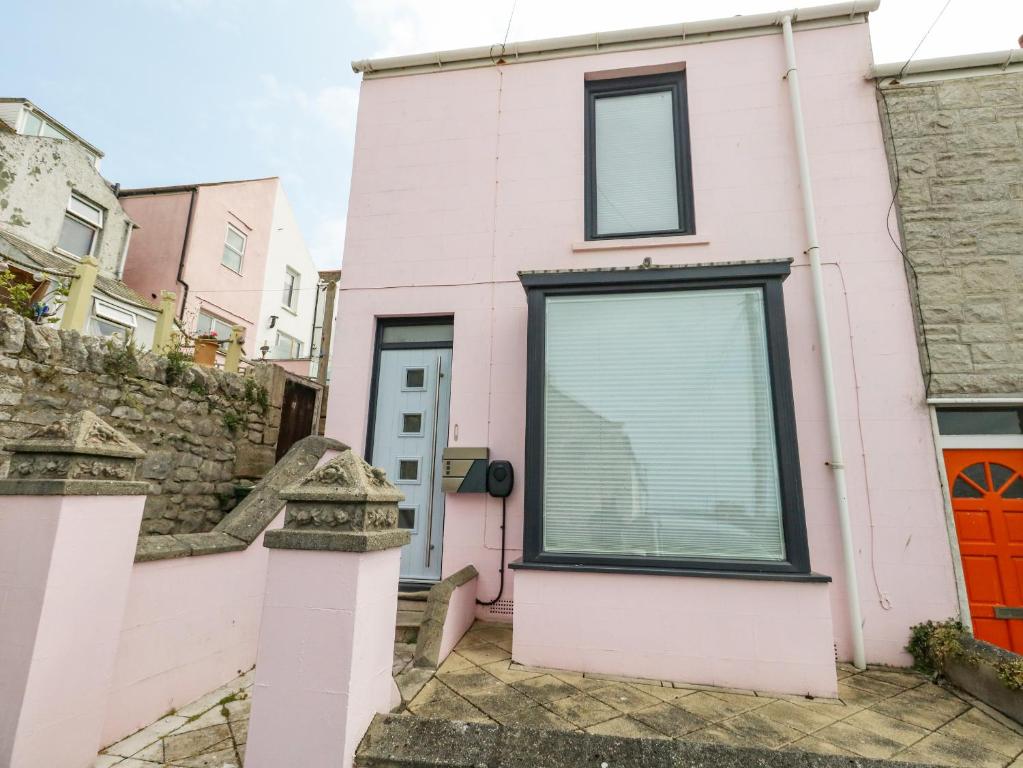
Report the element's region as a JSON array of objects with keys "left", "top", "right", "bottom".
[
  {"left": 223, "top": 324, "right": 245, "bottom": 373},
  {"left": 59, "top": 256, "right": 99, "bottom": 332},
  {"left": 0, "top": 412, "right": 147, "bottom": 768},
  {"left": 245, "top": 449, "right": 409, "bottom": 768},
  {"left": 152, "top": 290, "right": 177, "bottom": 353}
]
